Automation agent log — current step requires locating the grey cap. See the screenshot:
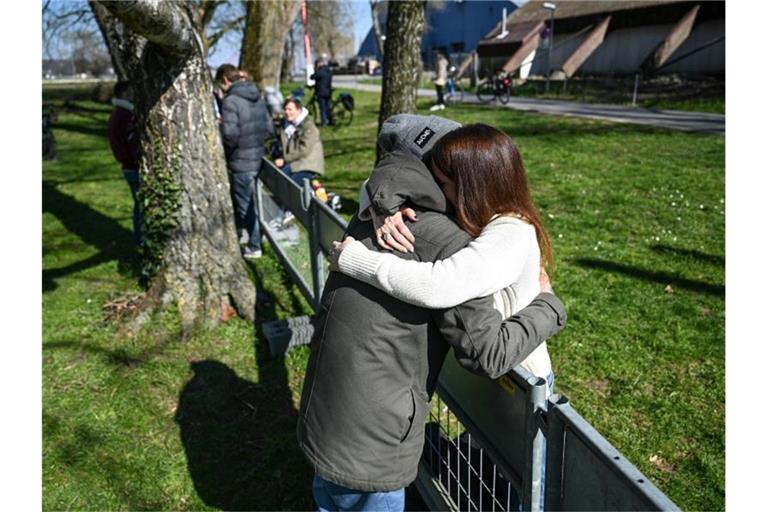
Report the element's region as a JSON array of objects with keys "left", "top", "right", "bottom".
[{"left": 378, "top": 114, "right": 461, "bottom": 159}]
